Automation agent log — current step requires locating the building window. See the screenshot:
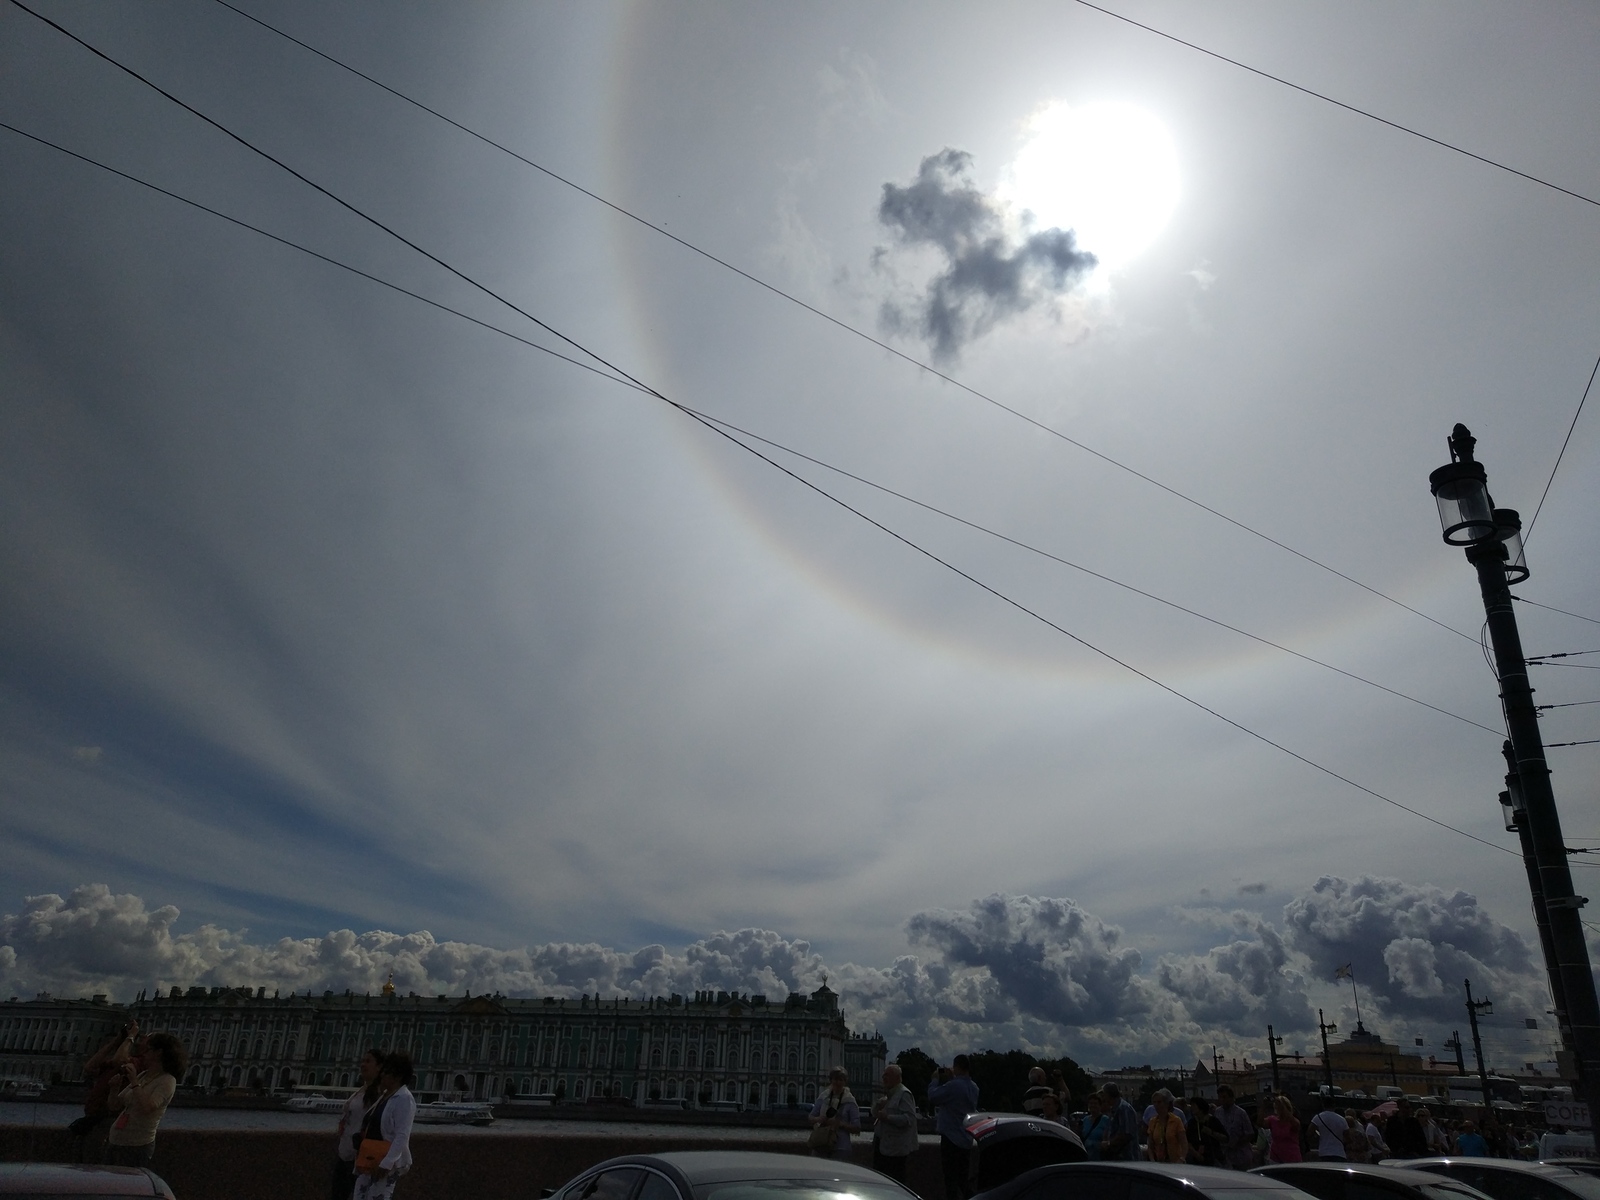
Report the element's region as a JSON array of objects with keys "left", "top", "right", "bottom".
[
  {"left": 787, "top": 1051, "right": 797, "bottom": 1072},
  {"left": 667, "top": 1080, "right": 678, "bottom": 1099},
  {"left": 725, "top": 1081, "right": 738, "bottom": 1101},
  {"left": 769, "top": 1052, "right": 779, "bottom": 1071},
  {"left": 574, "top": 1079, "right": 585, "bottom": 1099},
  {"left": 749, "top": 1083, "right": 761, "bottom": 1107},
  {"left": 685, "top": 1050, "right": 696, "bottom": 1069},
  {"left": 650, "top": 1048, "right": 661, "bottom": 1068},
  {"left": 805, "top": 1053, "right": 816, "bottom": 1073},
  {"left": 704, "top": 1050, "right": 715, "bottom": 1069},
  {"left": 805, "top": 1082, "right": 817, "bottom": 1101}
]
